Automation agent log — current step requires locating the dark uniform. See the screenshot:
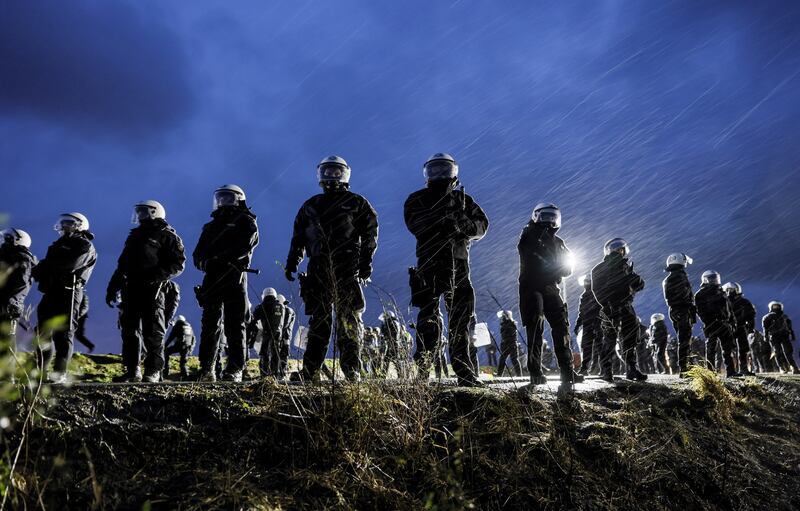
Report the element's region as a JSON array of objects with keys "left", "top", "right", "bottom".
[
  {"left": 762, "top": 310, "right": 799, "bottom": 373},
  {"left": 164, "top": 318, "right": 195, "bottom": 378},
  {"left": 591, "top": 252, "right": 646, "bottom": 380},
  {"left": 32, "top": 230, "right": 96, "bottom": 375},
  {"left": 286, "top": 190, "right": 378, "bottom": 380},
  {"left": 162, "top": 281, "right": 180, "bottom": 326},
  {"left": 649, "top": 319, "right": 669, "bottom": 373},
  {"left": 107, "top": 218, "right": 185, "bottom": 378},
  {"left": 485, "top": 341, "right": 498, "bottom": 367},
  {"left": 517, "top": 221, "right": 576, "bottom": 383},
  {"left": 663, "top": 266, "right": 696, "bottom": 373},
  {"left": 496, "top": 314, "right": 522, "bottom": 377},
  {"left": 0, "top": 239, "right": 36, "bottom": 347},
  {"left": 729, "top": 294, "right": 756, "bottom": 373},
  {"left": 405, "top": 180, "right": 488, "bottom": 385},
  {"left": 694, "top": 284, "right": 737, "bottom": 375},
  {"left": 251, "top": 294, "right": 285, "bottom": 377},
  {"left": 575, "top": 284, "right": 602, "bottom": 374},
  {"left": 194, "top": 204, "right": 259, "bottom": 378},
  {"left": 748, "top": 330, "right": 773, "bottom": 373}
]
